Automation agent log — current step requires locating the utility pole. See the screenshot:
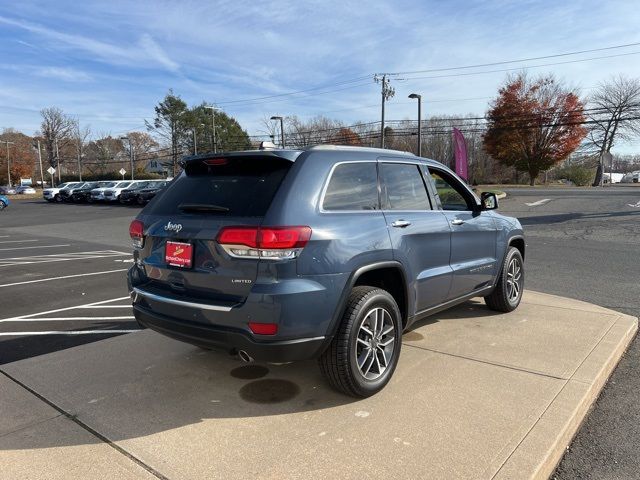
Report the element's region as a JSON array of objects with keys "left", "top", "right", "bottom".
[
  {"left": 374, "top": 74, "right": 395, "bottom": 149},
  {"left": 2, "top": 141, "right": 15, "bottom": 186},
  {"left": 55, "top": 138, "right": 61, "bottom": 183},
  {"left": 119, "top": 136, "right": 135, "bottom": 180},
  {"left": 36, "top": 140, "right": 44, "bottom": 188},
  {"left": 76, "top": 138, "right": 83, "bottom": 181},
  {"left": 205, "top": 105, "right": 220, "bottom": 153}
]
